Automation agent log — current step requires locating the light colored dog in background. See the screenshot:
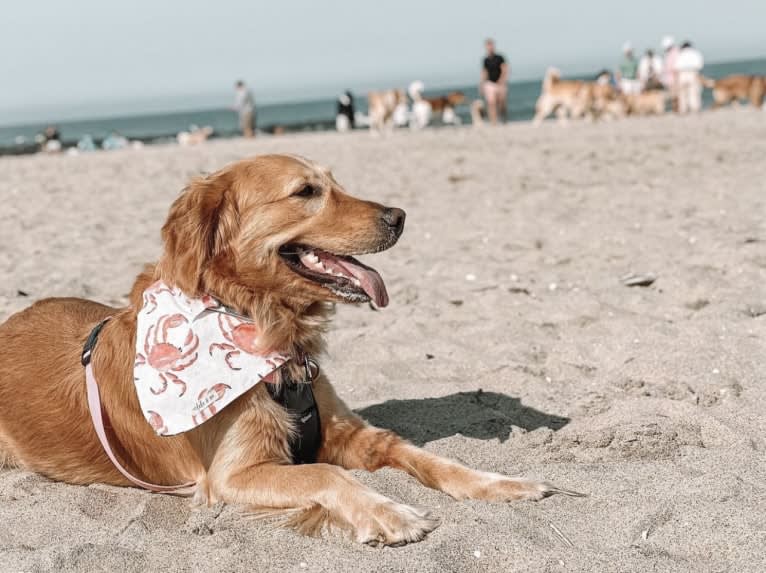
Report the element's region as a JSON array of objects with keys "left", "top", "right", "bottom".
[
  {"left": 705, "top": 74, "right": 766, "bottom": 109},
  {"left": 623, "top": 90, "right": 667, "bottom": 116},
  {"left": 470, "top": 100, "right": 485, "bottom": 127},
  {"left": 368, "top": 89, "right": 407, "bottom": 133},
  {"left": 408, "top": 81, "right": 432, "bottom": 130},
  {"left": 533, "top": 68, "right": 617, "bottom": 125}
]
